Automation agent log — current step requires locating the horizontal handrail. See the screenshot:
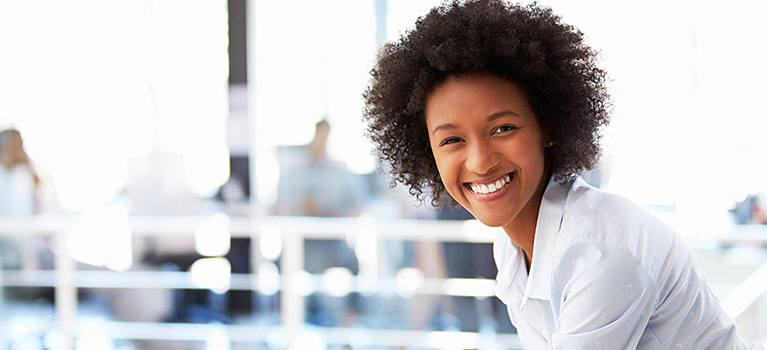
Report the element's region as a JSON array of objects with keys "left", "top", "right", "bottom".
[
  {"left": 70, "top": 321, "right": 523, "bottom": 348},
  {"left": 0, "top": 215, "right": 499, "bottom": 242},
  {"left": 3, "top": 215, "right": 767, "bottom": 242},
  {"left": 1, "top": 270, "right": 497, "bottom": 297}
]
